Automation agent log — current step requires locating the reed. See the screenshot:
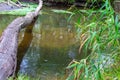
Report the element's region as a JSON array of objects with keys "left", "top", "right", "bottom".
[{"left": 67, "top": 0, "right": 120, "bottom": 80}]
